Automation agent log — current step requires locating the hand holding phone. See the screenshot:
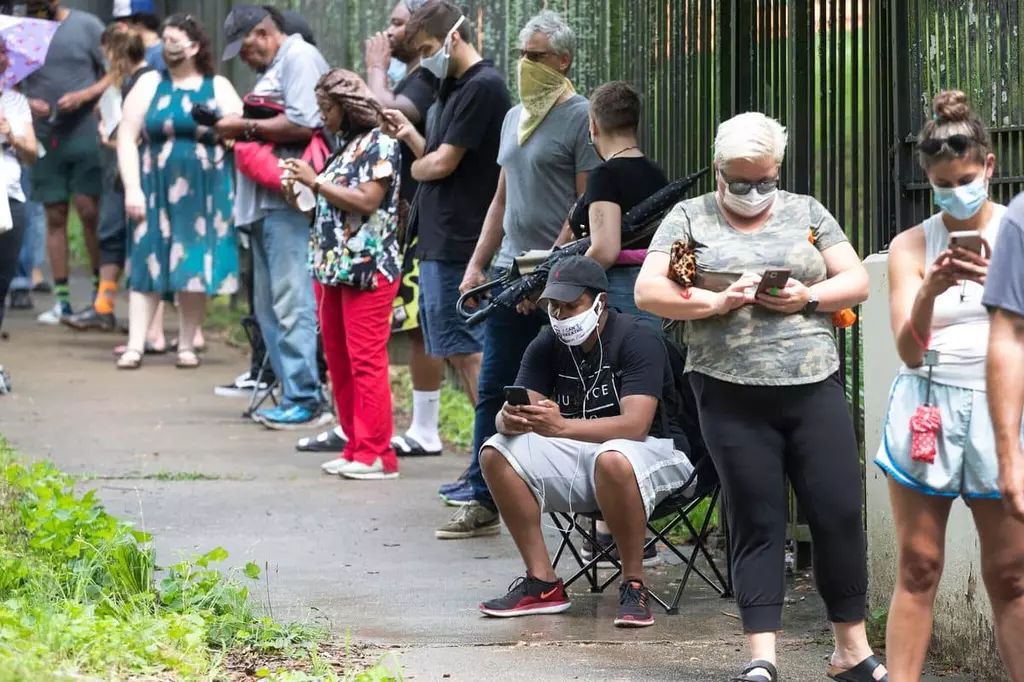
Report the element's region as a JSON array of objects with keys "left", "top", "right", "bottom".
[
  {"left": 503, "top": 385, "right": 531, "bottom": 406},
  {"left": 948, "top": 230, "right": 989, "bottom": 257},
  {"left": 755, "top": 268, "right": 792, "bottom": 297}
]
